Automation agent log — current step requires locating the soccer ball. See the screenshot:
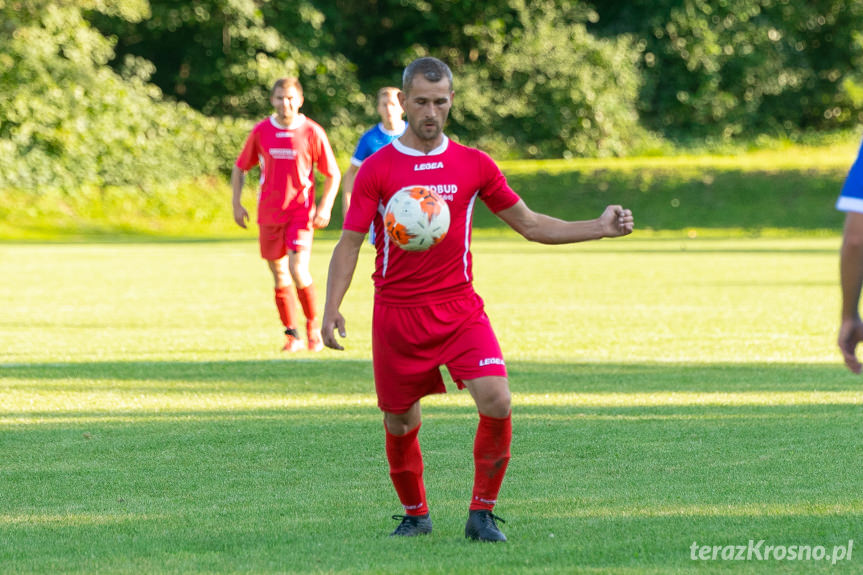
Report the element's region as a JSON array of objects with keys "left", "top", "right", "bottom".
[{"left": 384, "top": 186, "right": 451, "bottom": 251}]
